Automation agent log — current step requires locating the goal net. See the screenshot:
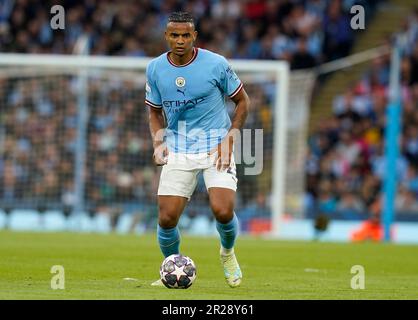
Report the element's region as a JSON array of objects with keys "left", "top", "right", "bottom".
[{"left": 0, "top": 53, "right": 315, "bottom": 235}]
